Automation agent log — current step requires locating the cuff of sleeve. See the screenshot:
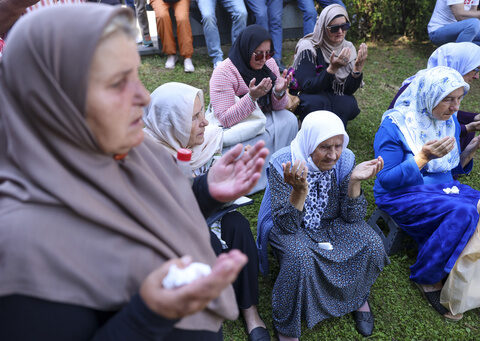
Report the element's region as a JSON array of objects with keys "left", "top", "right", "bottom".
[
  {"left": 405, "top": 157, "right": 424, "bottom": 182},
  {"left": 195, "top": 173, "right": 223, "bottom": 206},
  {"left": 460, "top": 124, "right": 467, "bottom": 138},
  {"left": 132, "top": 294, "right": 179, "bottom": 330}
]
